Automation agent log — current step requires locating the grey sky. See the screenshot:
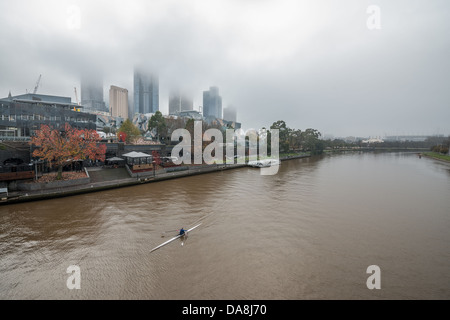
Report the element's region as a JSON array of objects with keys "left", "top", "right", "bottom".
[{"left": 1, "top": 0, "right": 449, "bottom": 137}]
